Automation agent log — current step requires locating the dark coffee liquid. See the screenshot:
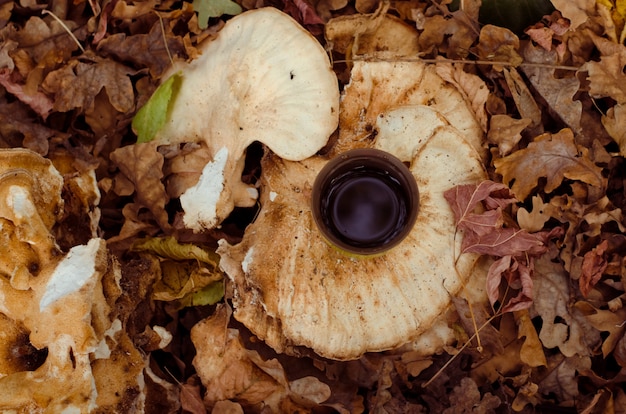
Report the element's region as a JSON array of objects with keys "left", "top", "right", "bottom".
[{"left": 320, "top": 167, "right": 408, "bottom": 248}]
